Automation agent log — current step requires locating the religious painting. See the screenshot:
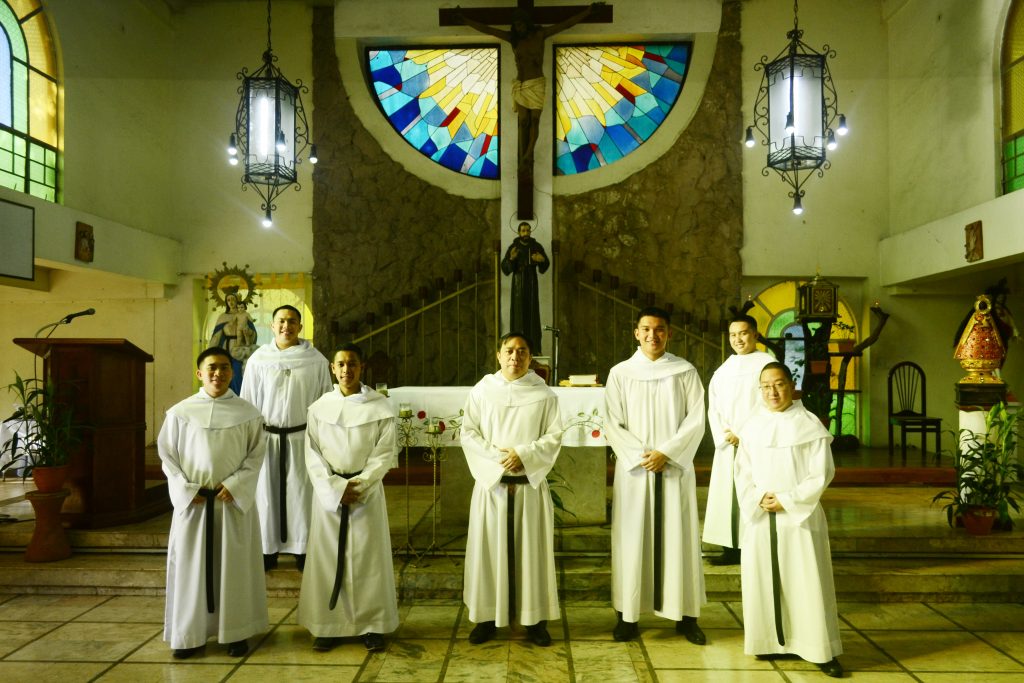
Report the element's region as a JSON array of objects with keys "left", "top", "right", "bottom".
[
  {"left": 205, "top": 263, "right": 261, "bottom": 394},
  {"left": 366, "top": 47, "right": 500, "bottom": 178},
  {"left": 554, "top": 43, "right": 691, "bottom": 175},
  {"left": 965, "top": 221, "right": 983, "bottom": 262},
  {"left": 74, "top": 221, "right": 94, "bottom": 262}
]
